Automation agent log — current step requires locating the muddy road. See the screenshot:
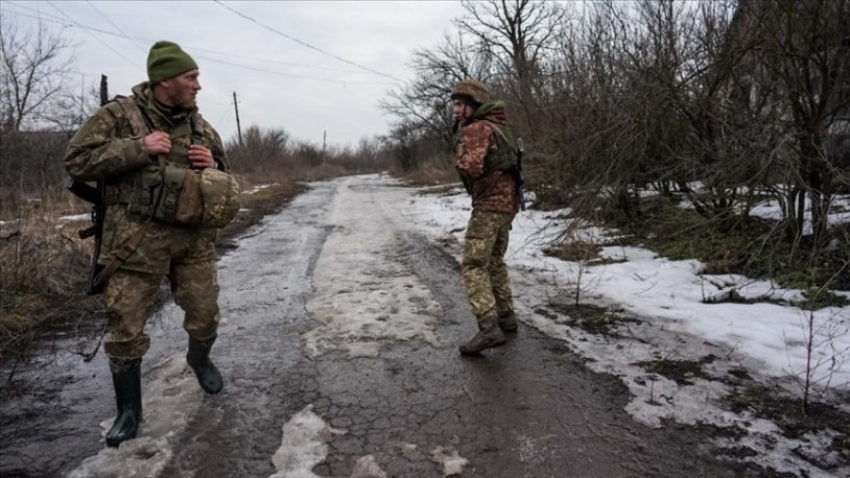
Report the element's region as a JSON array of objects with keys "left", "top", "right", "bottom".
[{"left": 2, "top": 176, "right": 769, "bottom": 478}]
